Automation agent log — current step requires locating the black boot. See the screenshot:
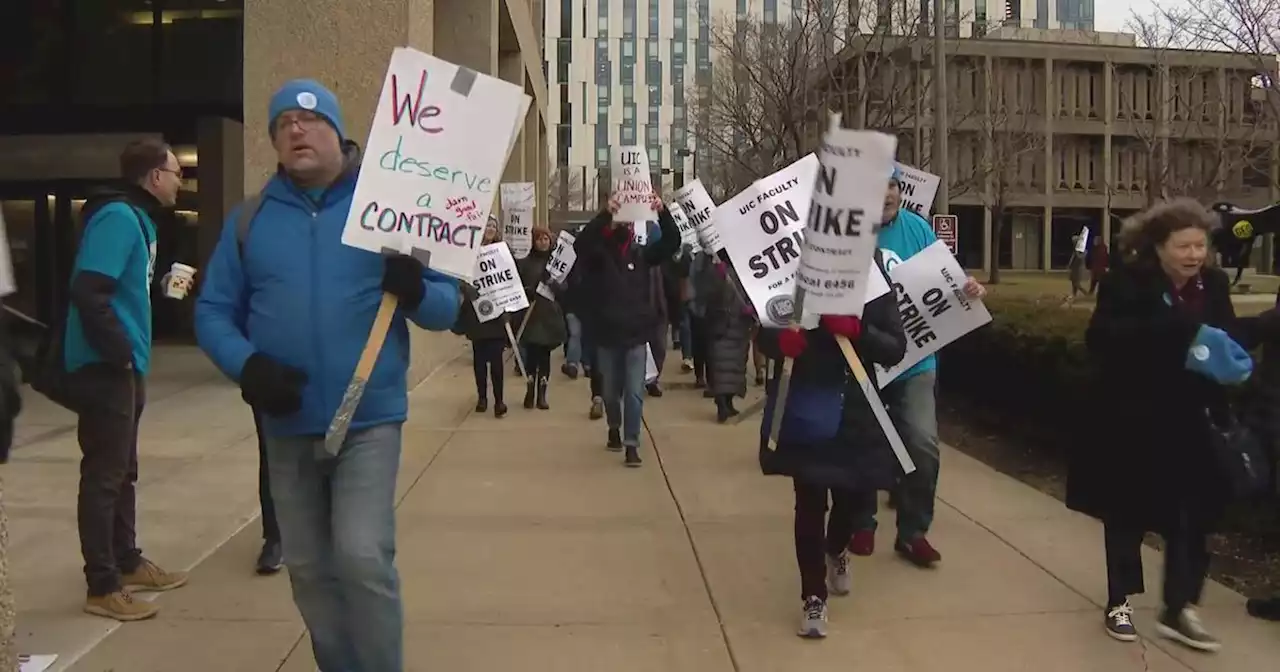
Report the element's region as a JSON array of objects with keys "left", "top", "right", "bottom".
[
  {"left": 523, "top": 379, "right": 536, "bottom": 409},
  {"left": 475, "top": 397, "right": 488, "bottom": 413},
  {"left": 726, "top": 396, "right": 740, "bottom": 417},
  {"left": 536, "top": 376, "right": 550, "bottom": 410},
  {"left": 624, "top": 444, "right": 642, "bottom": 467},
  {"left": 715, "top": 395, "right": 733, "bottom": 424},
  {"left": 494, "top": 399, "right": 508, "bottom": 418}
]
